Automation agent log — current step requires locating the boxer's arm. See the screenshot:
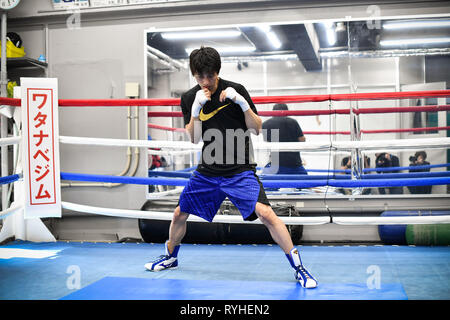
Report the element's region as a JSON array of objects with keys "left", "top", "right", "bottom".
[
  {"left": 220, "top": 86, "right": 261, "bottom": 135},
  {"left": 243, "top": 108, "right": 262, "bottom": 135},
  {"left": 185, "top": 117, "right": 202, "bottom": 144},
  {"left": 184, "top": 89, "right": 210, "bottom": 144}
]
